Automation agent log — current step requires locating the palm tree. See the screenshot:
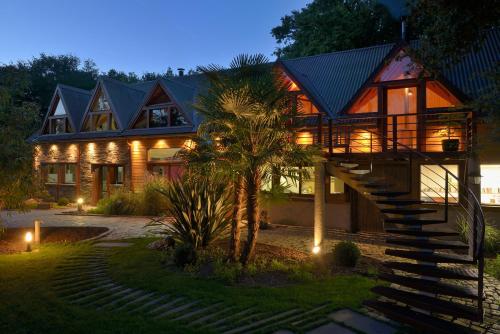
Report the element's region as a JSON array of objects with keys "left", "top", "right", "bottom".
[{"left": 193, "top": 54, "right": 318, "bottom": 264}]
